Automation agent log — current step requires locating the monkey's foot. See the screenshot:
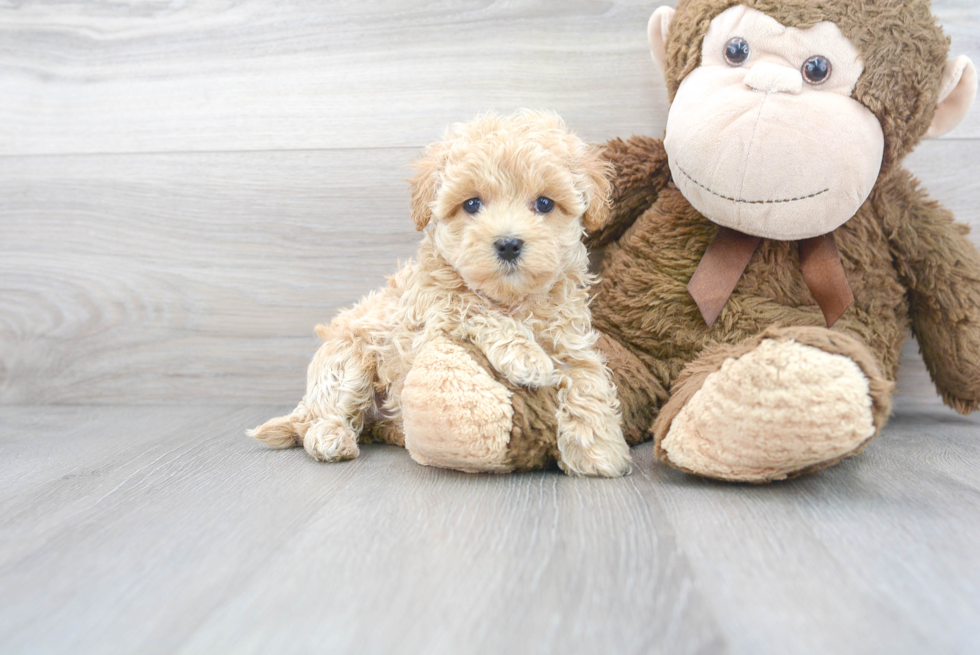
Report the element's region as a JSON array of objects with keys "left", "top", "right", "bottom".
[
  {"left": 653, "top": 327, "right": 893, "bottom": 482},
  {"left": 402, "top": 339, "right": 516, "bottom": 473}
]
